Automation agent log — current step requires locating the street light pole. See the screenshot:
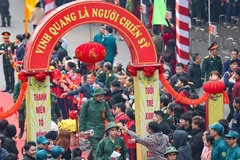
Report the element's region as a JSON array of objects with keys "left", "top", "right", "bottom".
[{"left": 208, "top": 0, "right": 211, "bottom": 47}]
